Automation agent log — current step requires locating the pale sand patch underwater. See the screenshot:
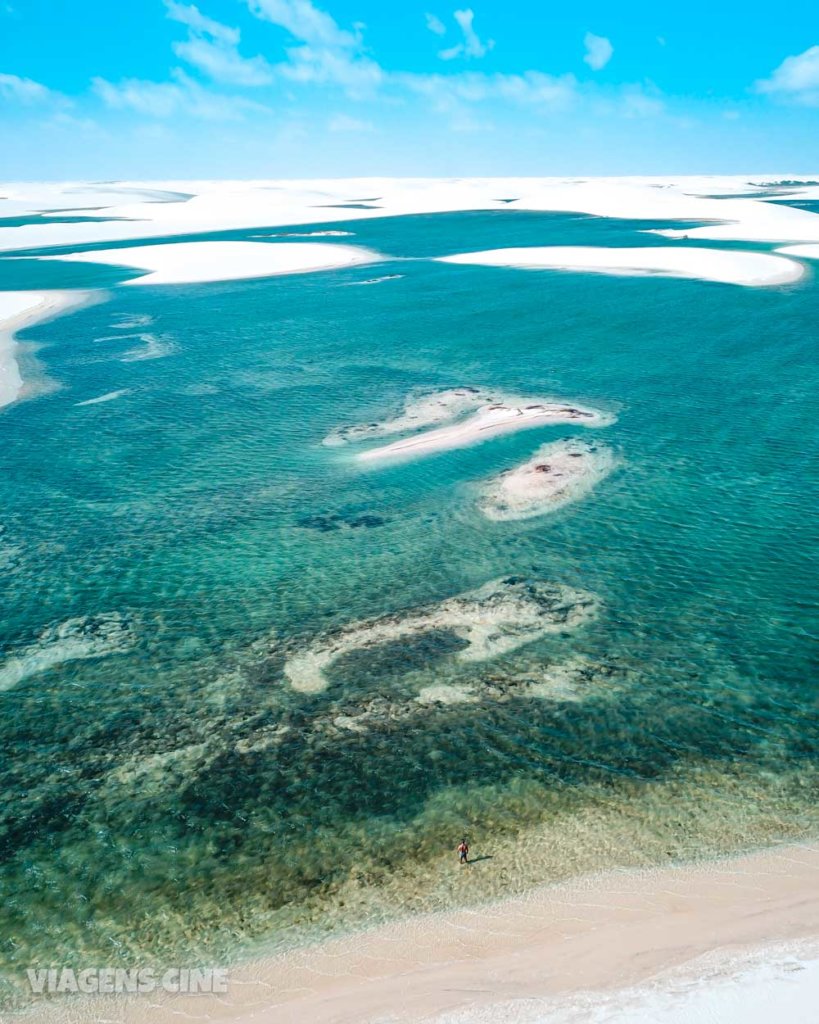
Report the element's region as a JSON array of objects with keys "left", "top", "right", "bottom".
[
  {"left": 478, "top": 438, "right": 617, "bottom": 520},
  {"left": 437, "top": 245, "right": 804, "bottom": 287},
  {"left": 282, "top": 577, "right": 598, "bottom": 693},
  {"left": 39, "top": 241, "right": 381, "bottom": 286},
  {"left": 0, "top": 612, "right": 135, "bottom": 692}
]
